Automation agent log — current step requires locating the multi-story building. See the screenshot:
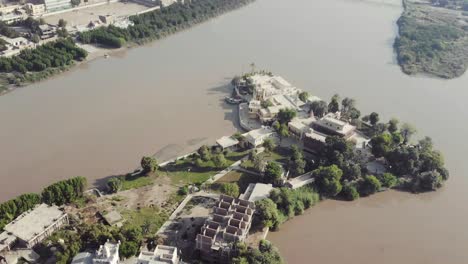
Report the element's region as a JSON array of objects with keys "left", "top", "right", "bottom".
[
  {"left": 43, "top": 0, "right": 72, "bottom": 13},
  {"left": 195, "top": 195, "right": 255, "bottom": 263}
]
